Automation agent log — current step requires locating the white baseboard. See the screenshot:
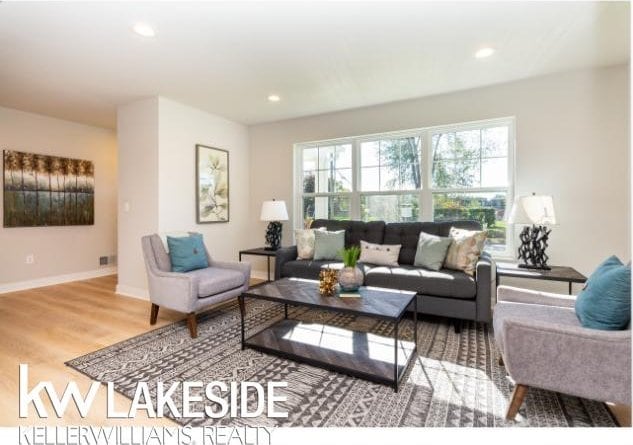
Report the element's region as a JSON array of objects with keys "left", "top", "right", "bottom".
[
  {"left": 0, "top": 267, "right": 117, "bottom": 294},
  {"left": 115, "top": 284, "right": 149, "bottom": 301}
]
